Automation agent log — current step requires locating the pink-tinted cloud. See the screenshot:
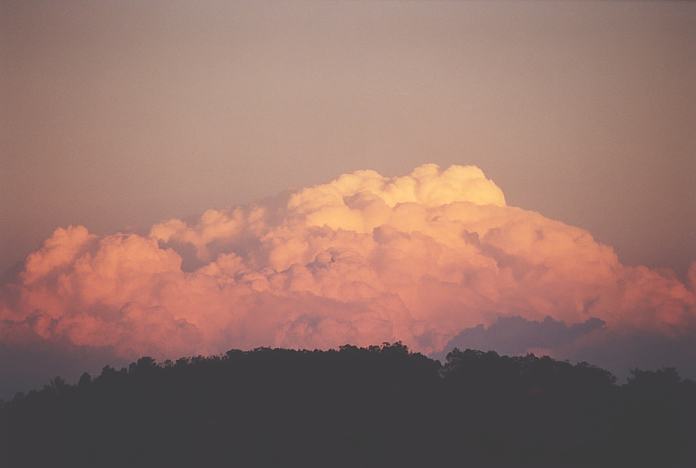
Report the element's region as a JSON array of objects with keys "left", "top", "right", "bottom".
[{"left": 1, "top": 164, "right": 695, "bottom": 364}]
